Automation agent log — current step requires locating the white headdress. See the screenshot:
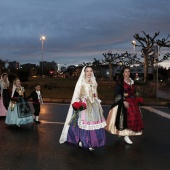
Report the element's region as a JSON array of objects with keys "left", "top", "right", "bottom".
[
  {"left": 0, "top": 73, "right": 10, "bottom": 96},
  {"left": 59, "top": 66, "right": 97, "bottom": 143},
  {"left": 11, "top": 79, "right": 17, "bottom": 97},
  {"left": 11, "top": 78, "right": 24, "bottom": 97}
]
